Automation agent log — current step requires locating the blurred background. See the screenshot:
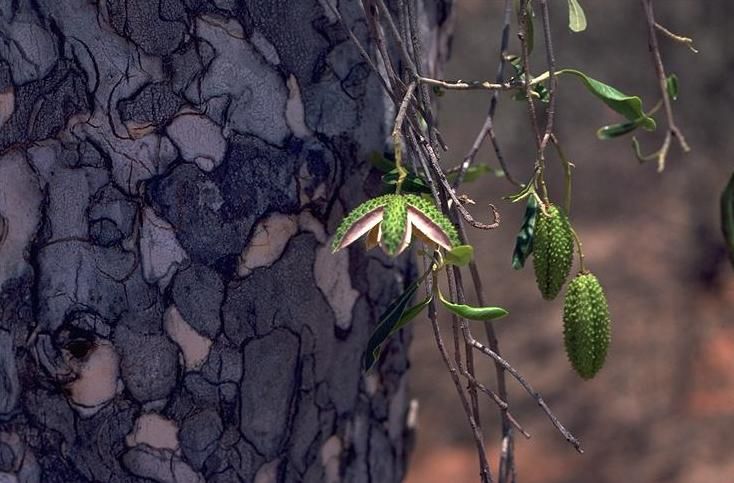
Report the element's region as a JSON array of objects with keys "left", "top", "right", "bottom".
[{"left": 405, "top": 1, "right": 734, "bottom": 482}]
